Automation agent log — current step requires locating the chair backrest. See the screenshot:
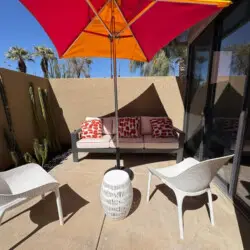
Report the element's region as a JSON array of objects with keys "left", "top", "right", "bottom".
[
  {"left": 168, "top": 155, "right": 234, "bottom": 193},
  {"left": 0, "top": 175, "right": 12, "bottom": 195}
]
